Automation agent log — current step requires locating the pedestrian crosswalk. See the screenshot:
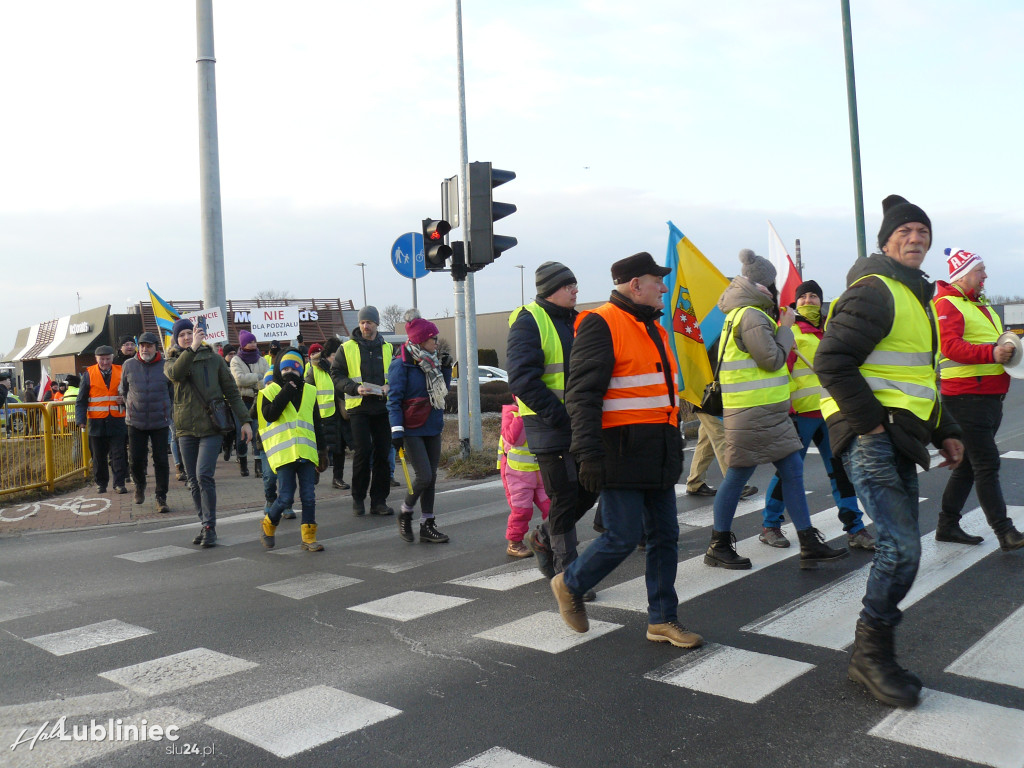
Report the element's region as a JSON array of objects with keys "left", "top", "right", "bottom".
[{"left": 3, "top": 478, "right": 1024, "bottom": 767}]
